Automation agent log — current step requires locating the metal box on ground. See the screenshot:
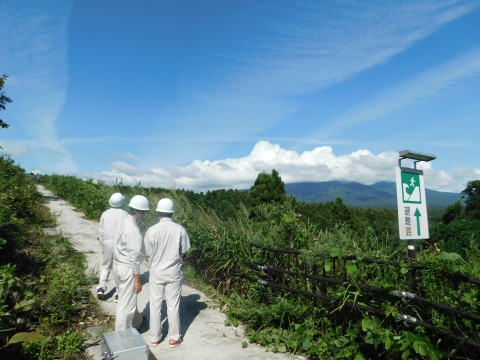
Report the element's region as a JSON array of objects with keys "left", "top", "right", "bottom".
[{"left": 101, "top": 328, "right": 148, "bottom": 360}]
